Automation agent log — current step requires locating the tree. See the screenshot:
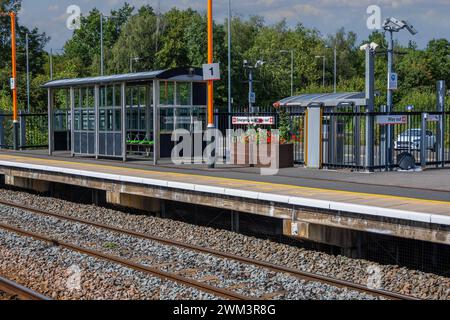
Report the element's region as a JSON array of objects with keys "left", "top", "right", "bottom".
[
  {"left": 64, "top": 3, "right": 134, "bottom": 76},
  {"left": 0, "top": 0, "right": 49, "bottom": 112},
  {"left": 109, "top": 8, "right": 158, "bottom": 74}
]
